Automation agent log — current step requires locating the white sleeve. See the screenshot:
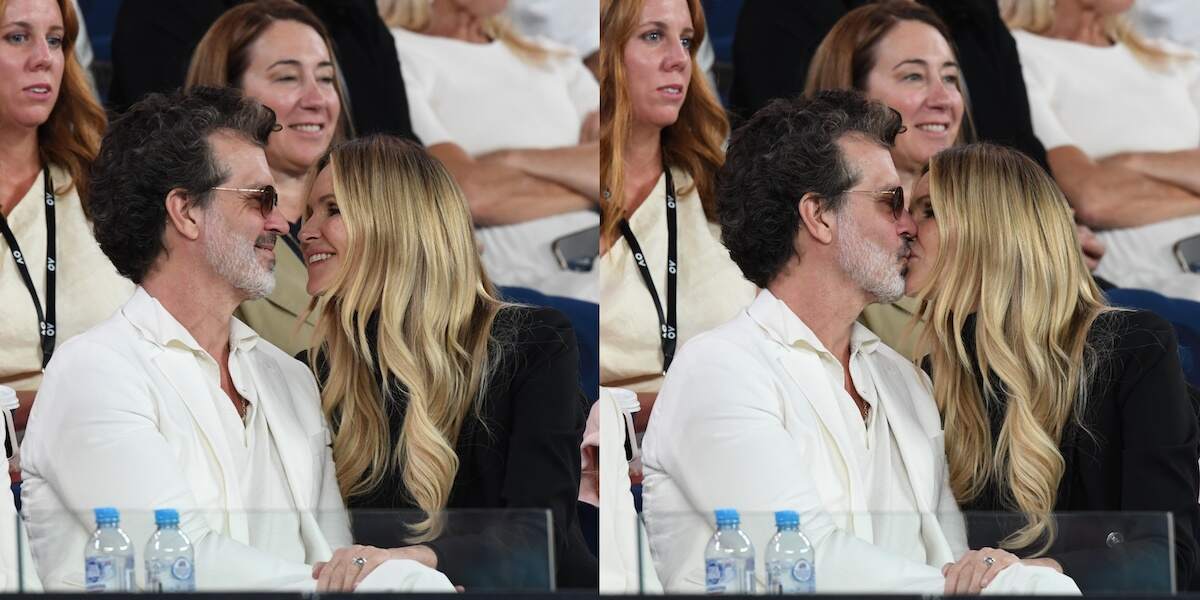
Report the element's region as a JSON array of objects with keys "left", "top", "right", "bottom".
[
  {"left": 26, "top": 342, "right": 314, "bottom": 590},
  {"left": 648, "top": 338, "right": 945, "bottom": 593},
  {"left": 391, "top": 29, "right": 453, "bottom": 148},
  {"left": 1014, "top": 35, "right": 1077, "bottom": 151},
  {"left": 560, "top": 49, "right": 599, "bottom": 123}
]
